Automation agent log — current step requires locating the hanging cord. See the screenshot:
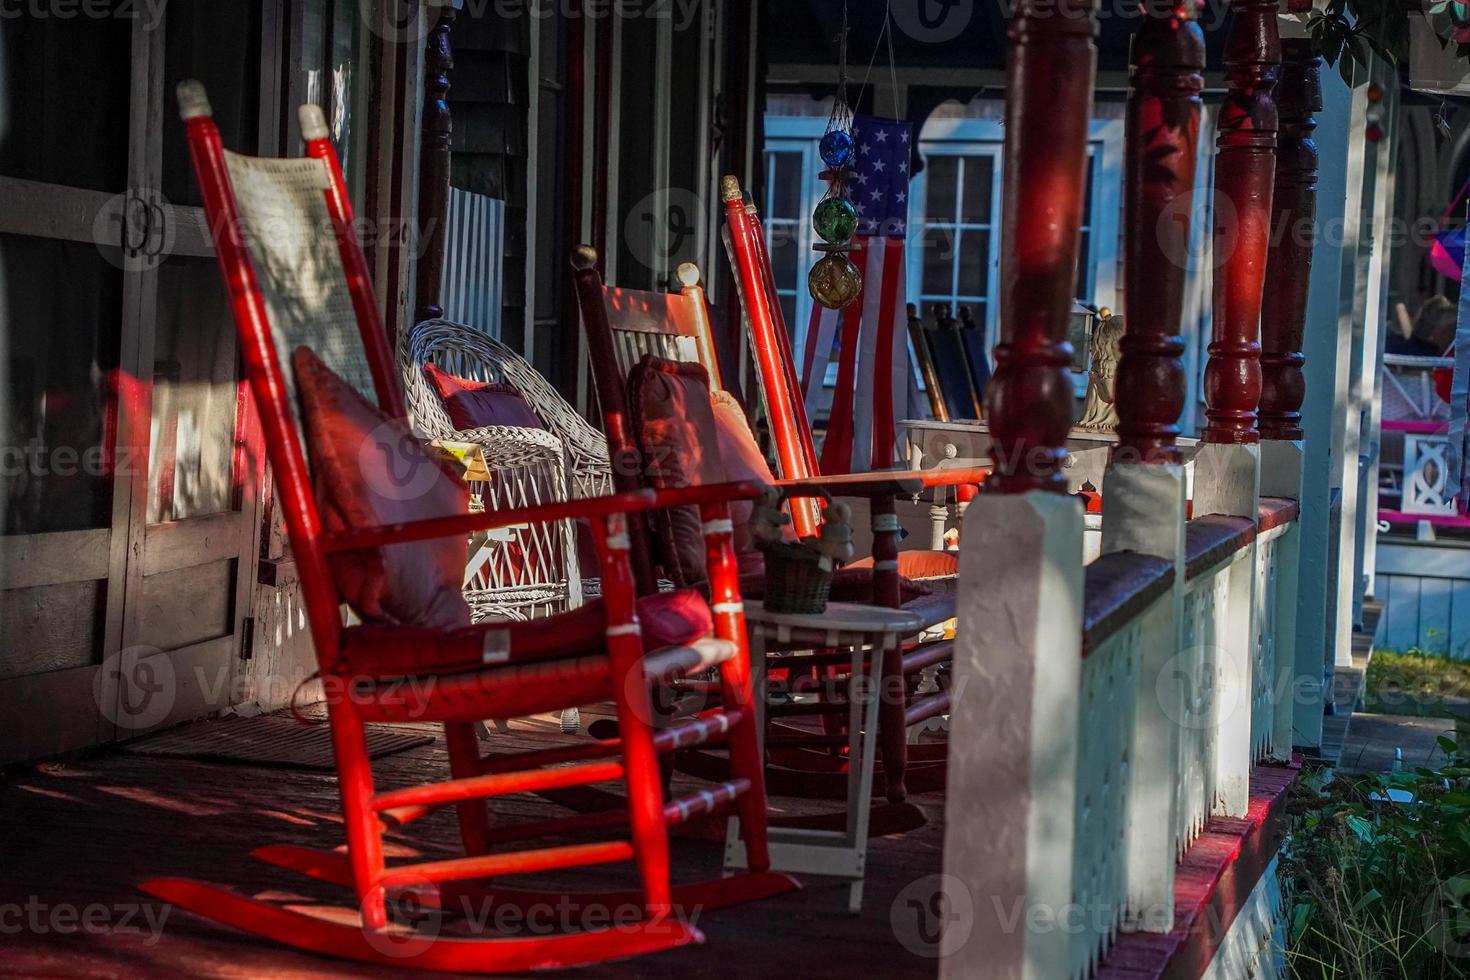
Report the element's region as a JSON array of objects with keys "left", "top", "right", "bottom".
[
  {"left": 826, "top": 0, "right": 853, "bottom": 136},
  {"left": 855, "top": 0, "right": 898, "bottom": 118}
]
